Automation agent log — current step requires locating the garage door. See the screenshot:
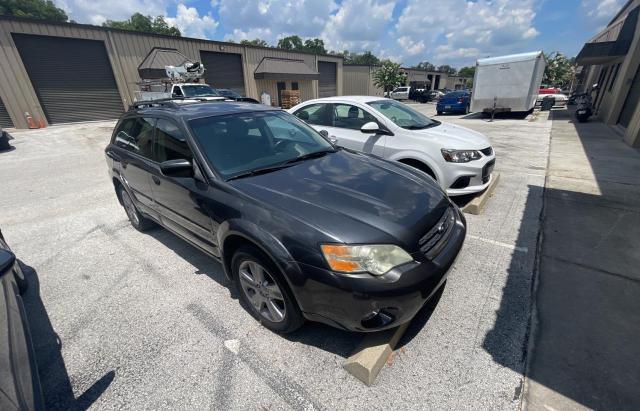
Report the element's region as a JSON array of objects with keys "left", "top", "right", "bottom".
[
  {"left": 200, "top": 51, "right": 245, "bottom": 95},
  {"left": 618, "top": 65, "right": 640, "bottom": 128},
  {"left": 12, "top": 34, "right": 123, "bottom": 124},
  {"left": 318, "top": 61, "right": 337, "bottom": 97},
  {"left": 0, "top": 97, "right": 13, "bottom": 128}
]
